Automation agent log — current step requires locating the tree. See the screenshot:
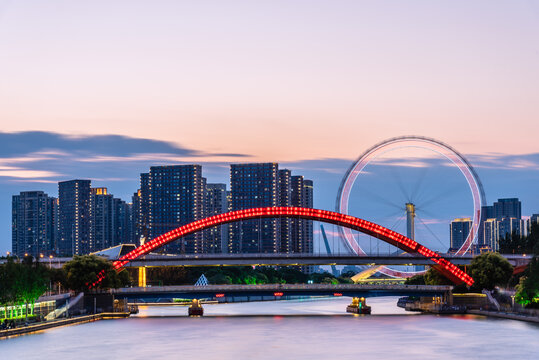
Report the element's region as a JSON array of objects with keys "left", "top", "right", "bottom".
[
  {"left": 0, "top": 257, "right": 48, "bottom": 320},
  {"left": 424, "top": 267, "right": 453, "bottom": 286},
  {"left": 404, "top": 274, "right": 426, "bottom": 285},
  {"left": 515, "top": 256, "right": 539, "bottom": 307},
  {"left": 63, "top": 255, "right": 130, "bottom": 292},
  {"left": 469, "top": 253, "right": 513, "bottom": 291}
]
